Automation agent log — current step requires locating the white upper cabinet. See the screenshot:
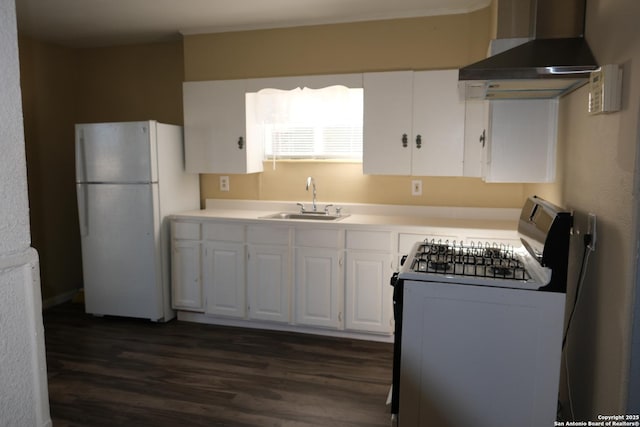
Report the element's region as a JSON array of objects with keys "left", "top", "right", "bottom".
[
  {"left": 363, "top": 71, "right": 414, "bottom": 175},
  {"left": 464, "top": 99, "right": 558, "bottom": 183},
  {"left": 411, "top": 70, "right": 465, "bottom": 176},
  {"left": 363, "top": 70, "right": 465, "bottom": 176},
  {"left": 183, "top": 80, "right": 263, "bottom": 174},
  {"left": 486, "top": 99, "right": 558, "bottom": 183}
]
